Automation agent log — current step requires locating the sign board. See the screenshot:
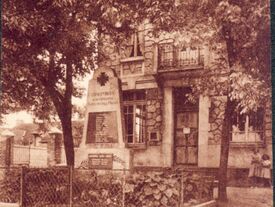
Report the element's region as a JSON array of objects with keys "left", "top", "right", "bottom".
[
  {"left": 183, "top": 127, "right": 191, "bottom": 134},
  {"left": 86, "top": 112, "right": 118, "bottom": 143},
  {"left": 88, "top": 154, "right": 113, "bottom": 169}
]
